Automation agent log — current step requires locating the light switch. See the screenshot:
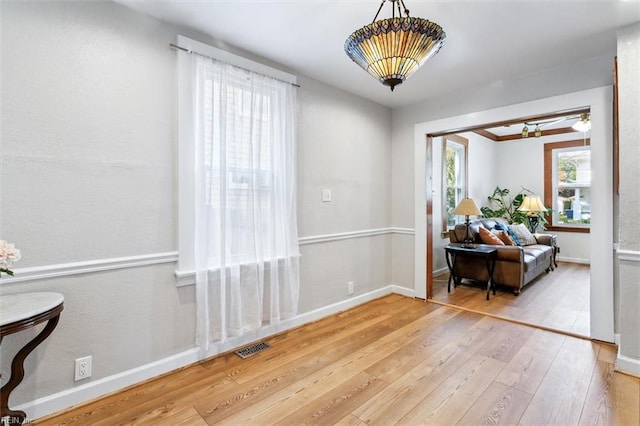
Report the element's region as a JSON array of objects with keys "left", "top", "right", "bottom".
[{"left": 322, "top": 189, "right": 332, "bottom": 202}]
